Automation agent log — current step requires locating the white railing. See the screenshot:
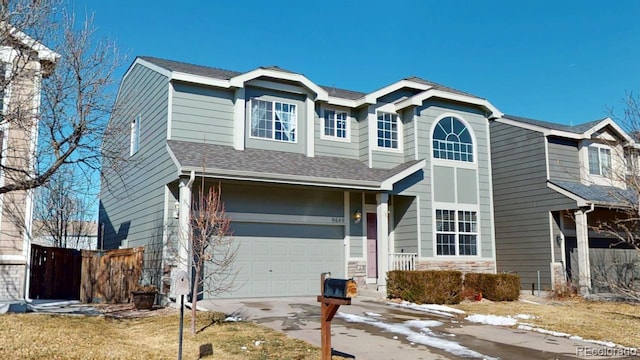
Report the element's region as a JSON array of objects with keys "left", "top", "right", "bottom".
[{"left": 389, "top": 252, "right": 417, "bottom": 271}]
